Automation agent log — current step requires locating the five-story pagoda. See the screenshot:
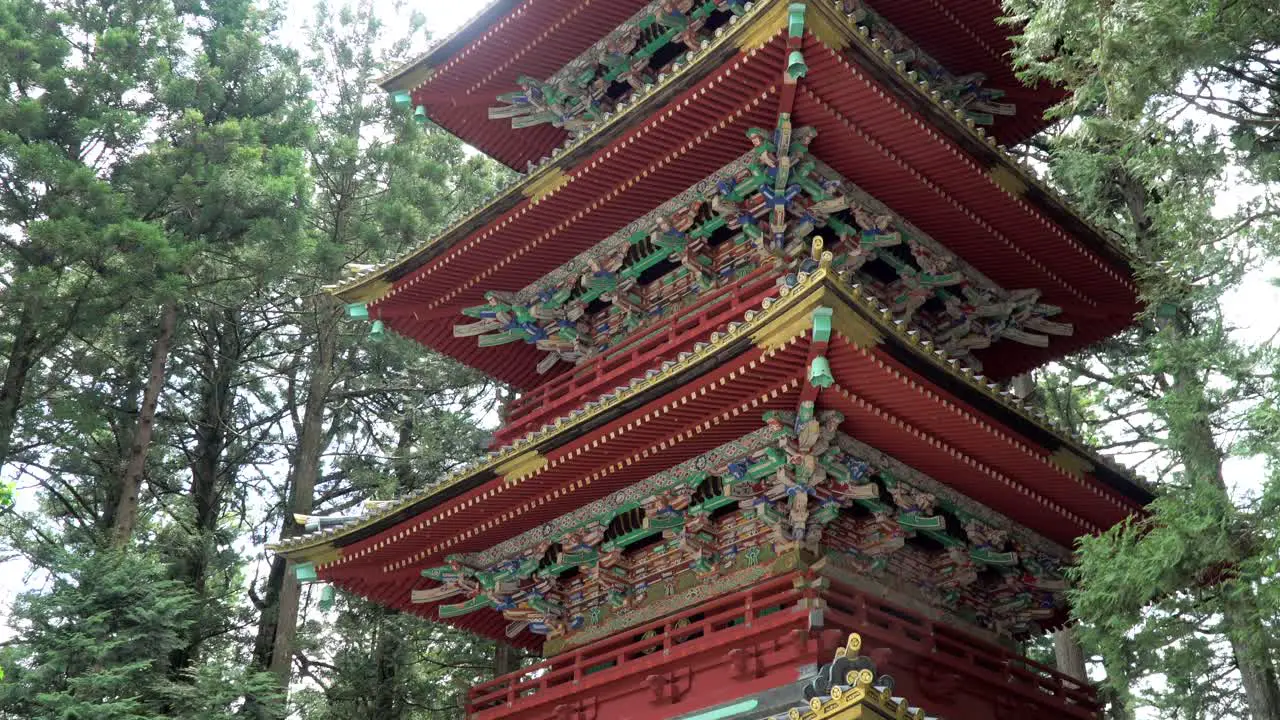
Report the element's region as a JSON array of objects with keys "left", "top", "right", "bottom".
[{"left": 273, "top": 2, "right": 1152, "bottom": 719}]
